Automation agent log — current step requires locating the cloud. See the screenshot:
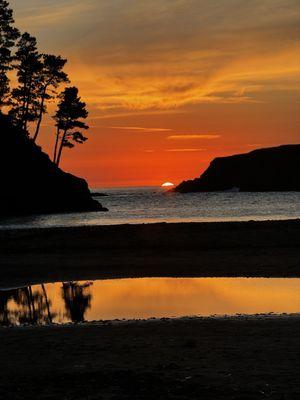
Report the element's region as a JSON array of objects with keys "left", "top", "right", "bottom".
[
  {"left": 88, "top": 109, "right": 187, "bottom": 120},
  {"left": 165, "top": 148, "right": 205, "bottom": 152},
  {"left": 11, "top": 0, "right": 95, "bottom": 26},
  {"left": 109, "top": 126, "right": 172, "bottom": 132},
  {"left": 12, "top": 0, "right": 300, "bottom": 114},
  {"left": 168, "top": 135, "right": 220, "bottom": 140}
]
